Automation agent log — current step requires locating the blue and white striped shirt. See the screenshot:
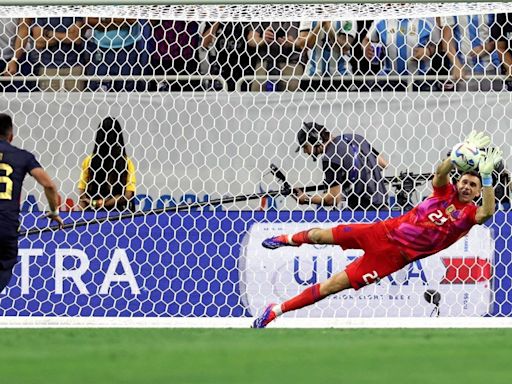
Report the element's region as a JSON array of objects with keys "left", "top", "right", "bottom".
[
  {"left": 369, "top": 18, "right": 438, "bottom": 75},
  {"left": 299, "top": 21, "right": 357, "bottom": 76},
  {"left": 440, "top": 14, "right": 500, "bottom": 73}
]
